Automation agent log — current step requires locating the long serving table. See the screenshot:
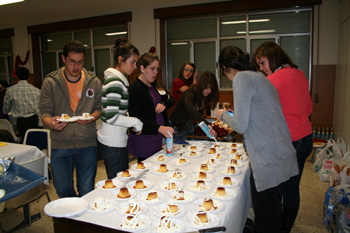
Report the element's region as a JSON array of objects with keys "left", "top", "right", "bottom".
[{"left": 53, "top": 141, "right": 251, "bottom": 233}]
